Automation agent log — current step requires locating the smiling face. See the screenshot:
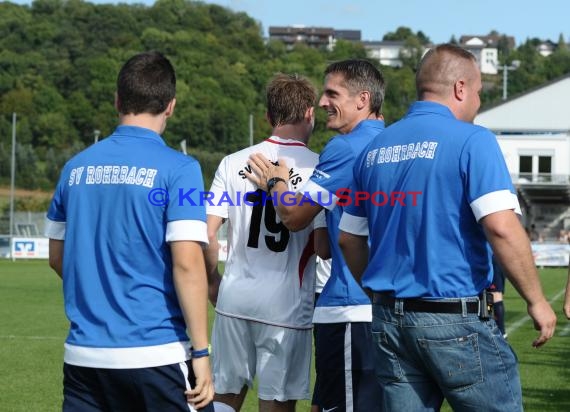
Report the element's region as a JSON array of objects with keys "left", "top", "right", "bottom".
[{"left": 318, "top": 73, "right": 363, "bottom": 135}]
